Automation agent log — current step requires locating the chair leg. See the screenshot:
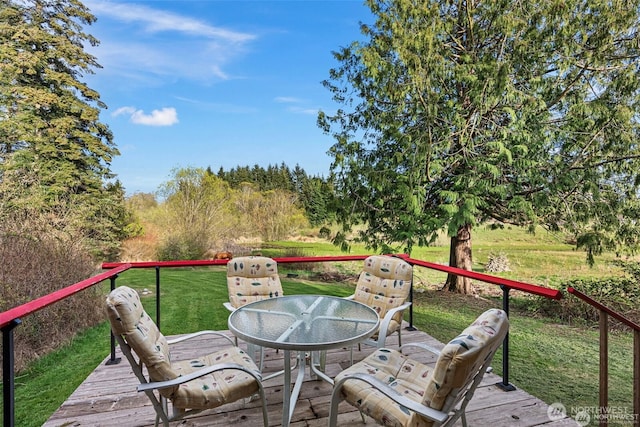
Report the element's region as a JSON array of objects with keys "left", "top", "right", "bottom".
[
  {"left": 246, "top": 343, "right": 263, "bottom": 370},
  {"left": 160, "top": 396, "right": 171, "bottom": 427},
  {"left": 144, "top": 389, "right": 170, "bottom": 427}
]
